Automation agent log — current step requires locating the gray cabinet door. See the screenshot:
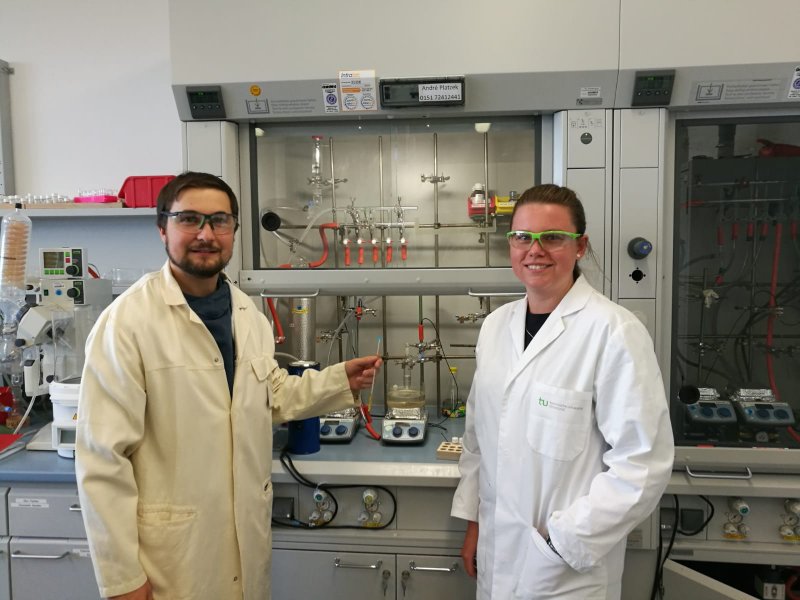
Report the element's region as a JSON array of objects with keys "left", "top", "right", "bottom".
[
  {"left": 396, "top": 554, "right": 476, "bottom": 600},
  {"left": 10, "top": 538, "right": 100, "bottom": 600},
  {"left": 272, "top": 549, "right": 396, "bottom": 600},
  {"left": 0, "top": 538, "right": 10, "bottom": 600}
]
